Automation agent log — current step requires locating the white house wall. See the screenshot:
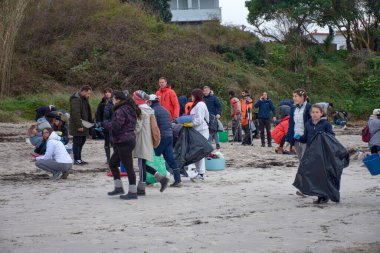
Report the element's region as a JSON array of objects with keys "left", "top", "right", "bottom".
[{"left": 170, "top": 0, "right": 221, "bottom": 22}]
